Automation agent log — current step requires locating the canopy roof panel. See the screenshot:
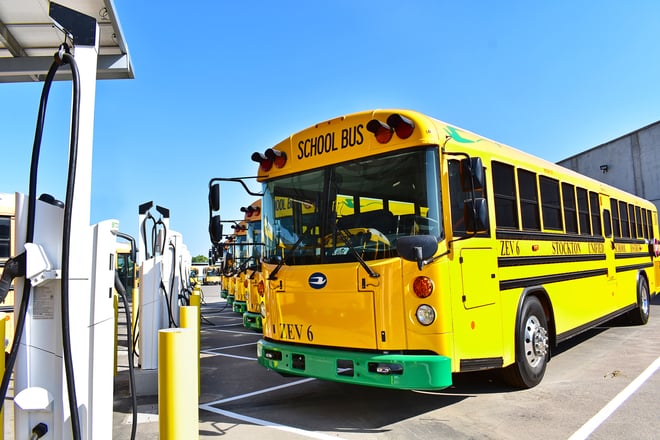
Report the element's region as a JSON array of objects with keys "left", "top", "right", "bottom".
[{"left": 0, "top": 0, "right": 133, "bottom": 82}]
